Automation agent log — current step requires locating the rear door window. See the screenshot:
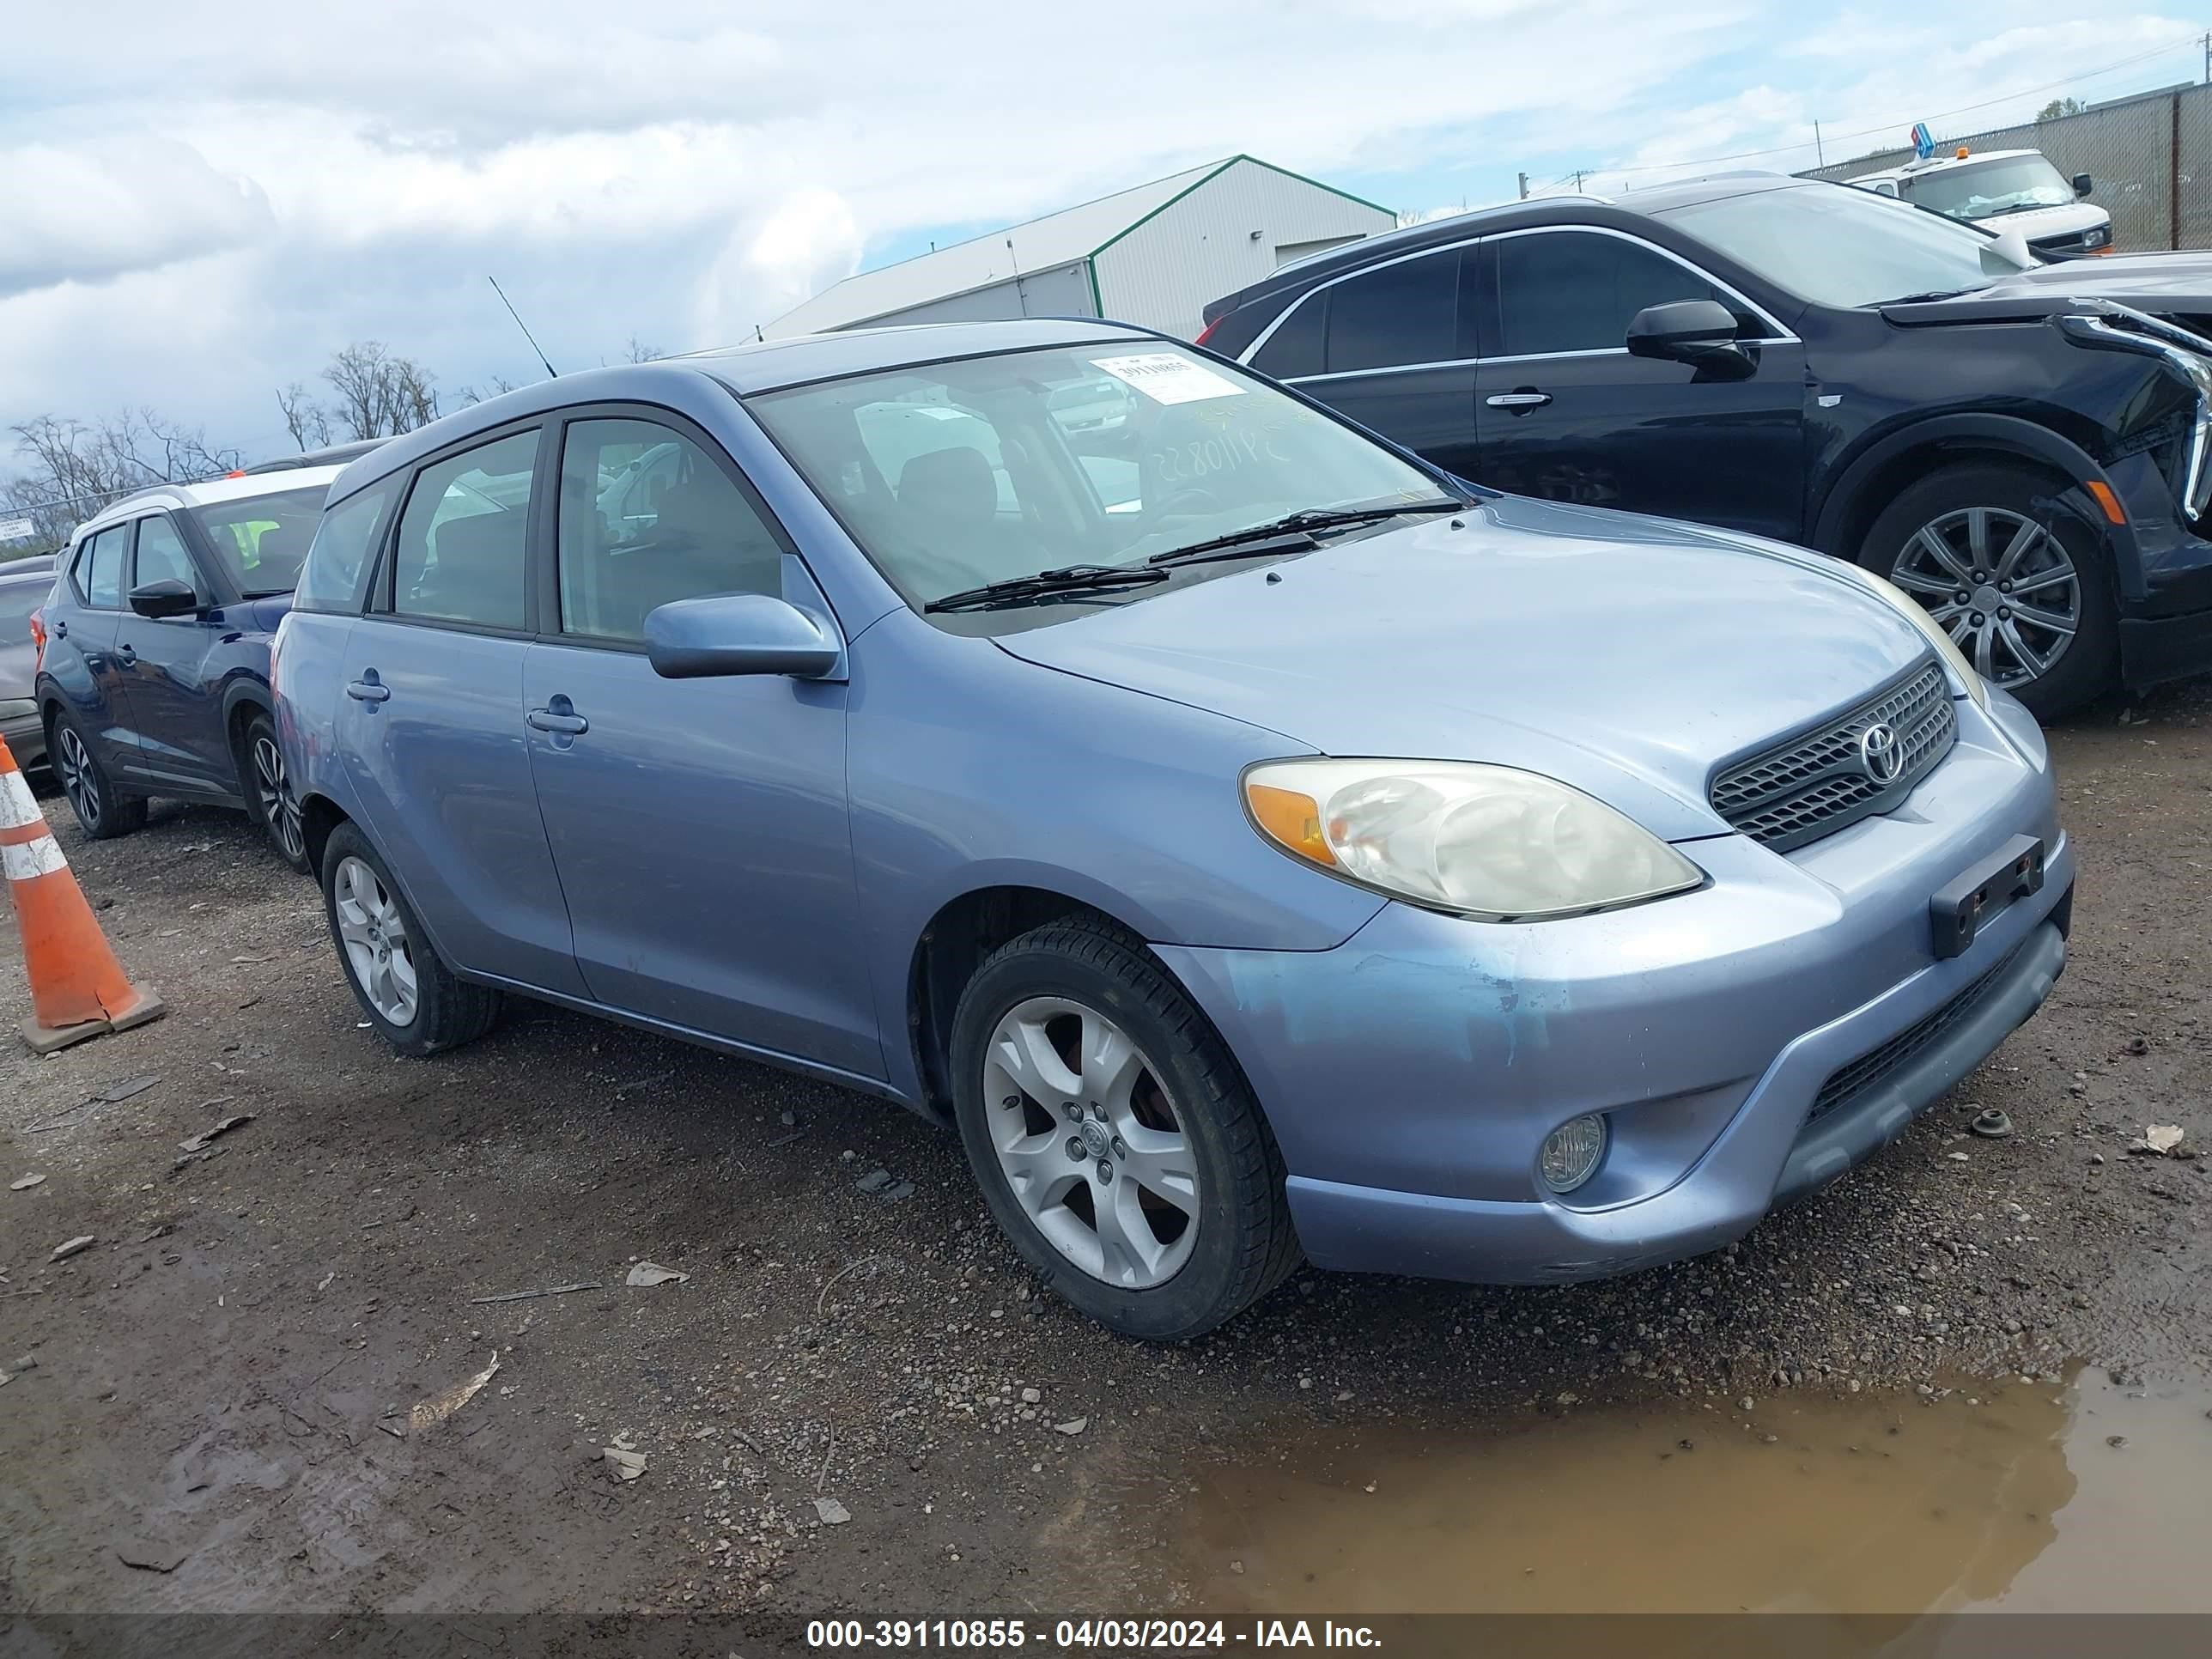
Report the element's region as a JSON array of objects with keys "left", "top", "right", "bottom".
[
  {"left": 1324, "top": 251, "right": 1462, "bottom": 373},
  {"left": 1250, "top": 293, "right": 1326, "bottom": 380},
  {"left": 1494, "top": 230, "right": 1721, "bottom": 357},
  {"left": 81, "top": 526, "right": 127, "bottom": 608},
  {"left": 388, "top": 431, "right": 539, "bottom": 630}
]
